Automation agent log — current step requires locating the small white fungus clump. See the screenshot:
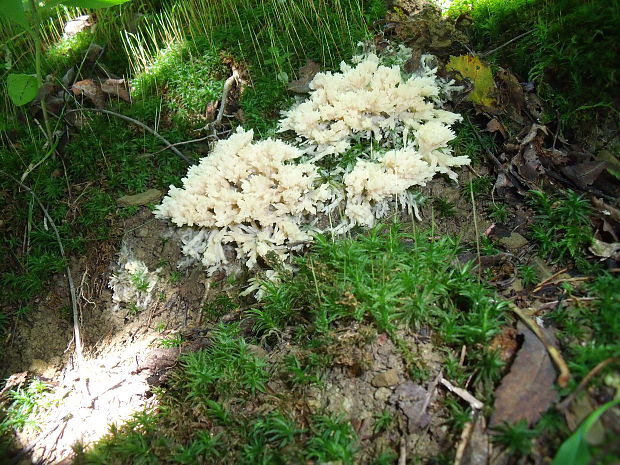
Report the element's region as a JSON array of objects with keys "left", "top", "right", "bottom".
[{"left": 155, "top": 127, "right": 332, "bottom": 273}]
